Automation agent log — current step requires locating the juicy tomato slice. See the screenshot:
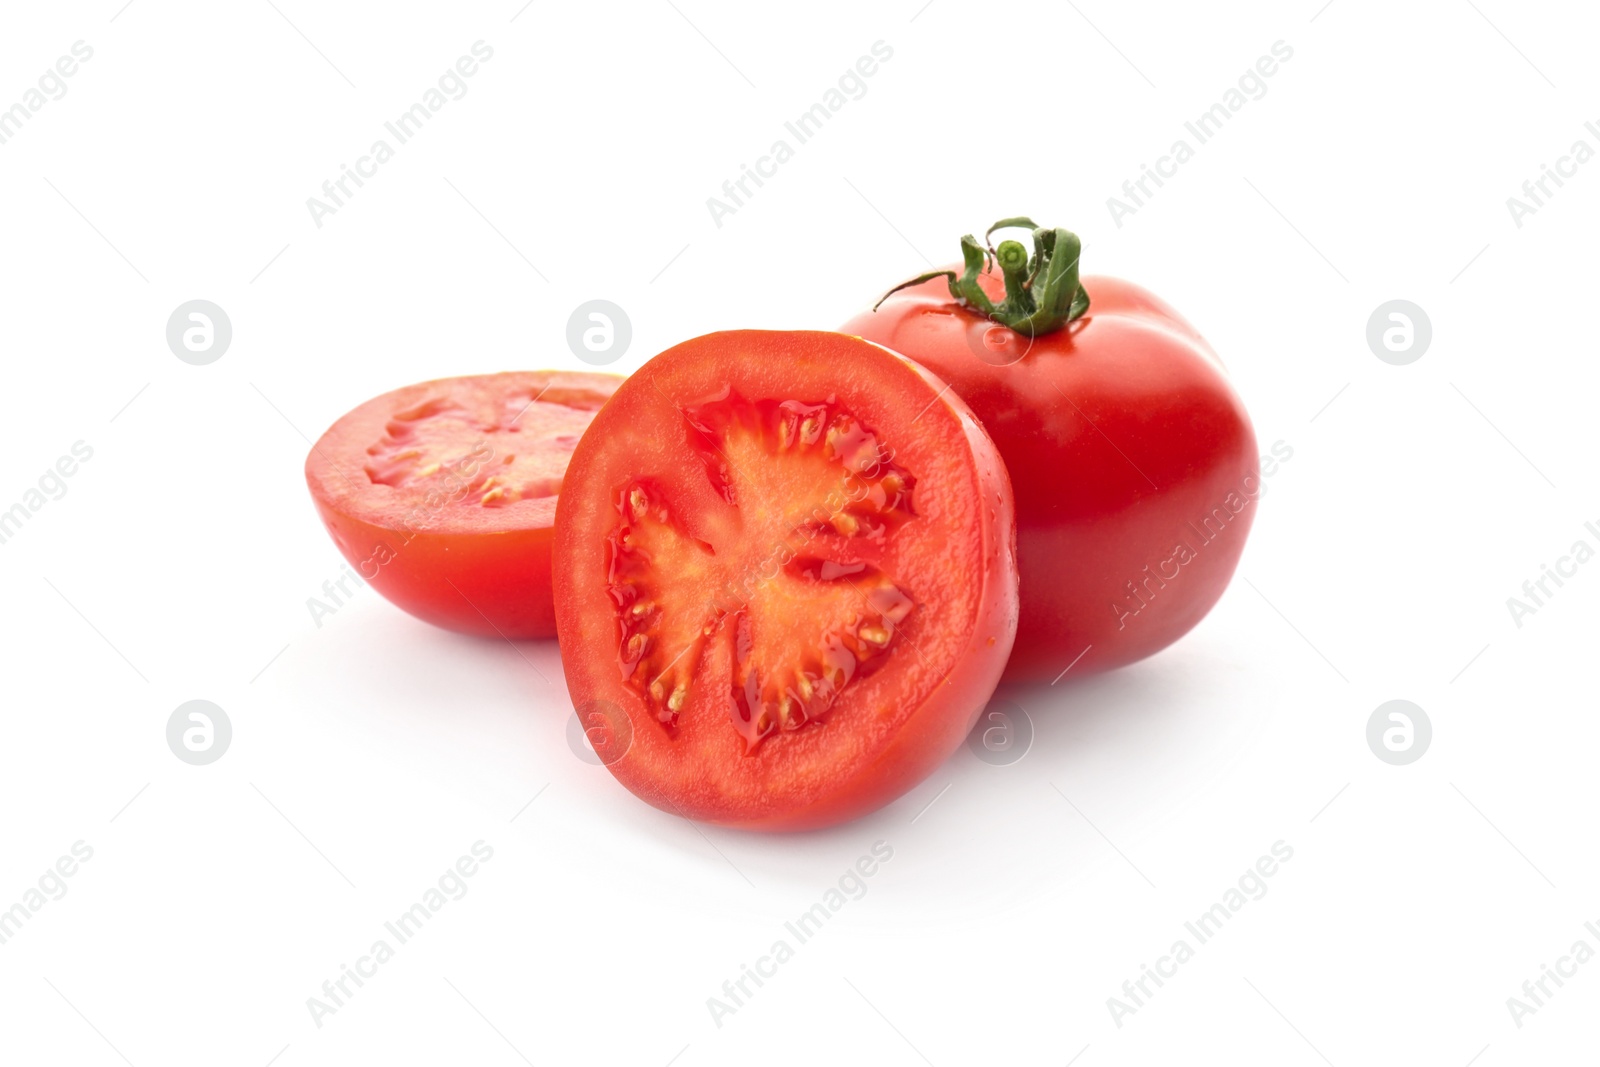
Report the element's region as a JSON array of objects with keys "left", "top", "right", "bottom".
[
  {"left": 553, "top": 331, "right": 1017, "bottom": 831},
  {"left": 305, "top": 371, "right": 621, "bottom": 639}
]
